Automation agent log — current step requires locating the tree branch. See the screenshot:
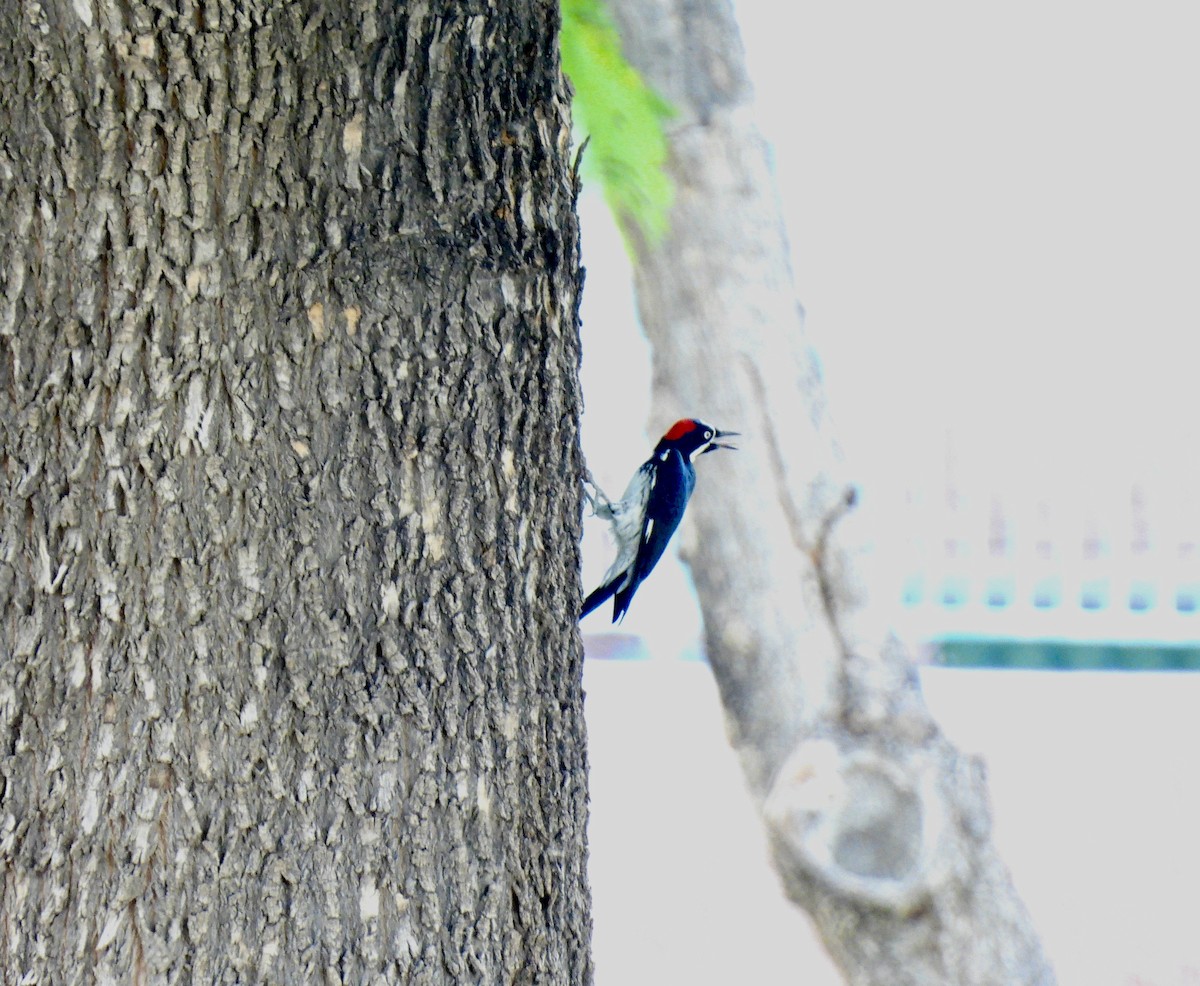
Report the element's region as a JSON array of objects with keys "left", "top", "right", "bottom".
[{"left": 598, "top": 0, "right": 1058, "bottom": 981}]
